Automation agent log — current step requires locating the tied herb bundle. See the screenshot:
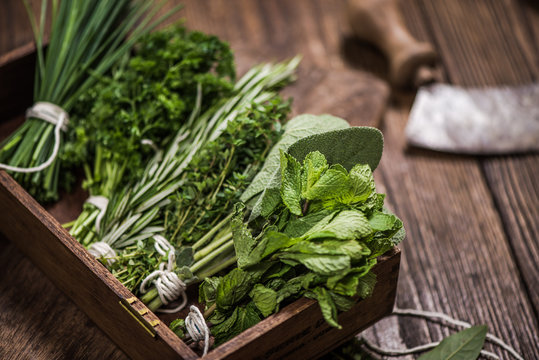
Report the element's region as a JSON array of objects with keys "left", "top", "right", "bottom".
[
  {"left": 171, "top": 124, "right": 405, "bottom": 346},
  {"left": 65, "top": 24, "right": 235, "bottom": 234},
  {"left": 0, "top": 0, "right": 179, "bottom": 202}
]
